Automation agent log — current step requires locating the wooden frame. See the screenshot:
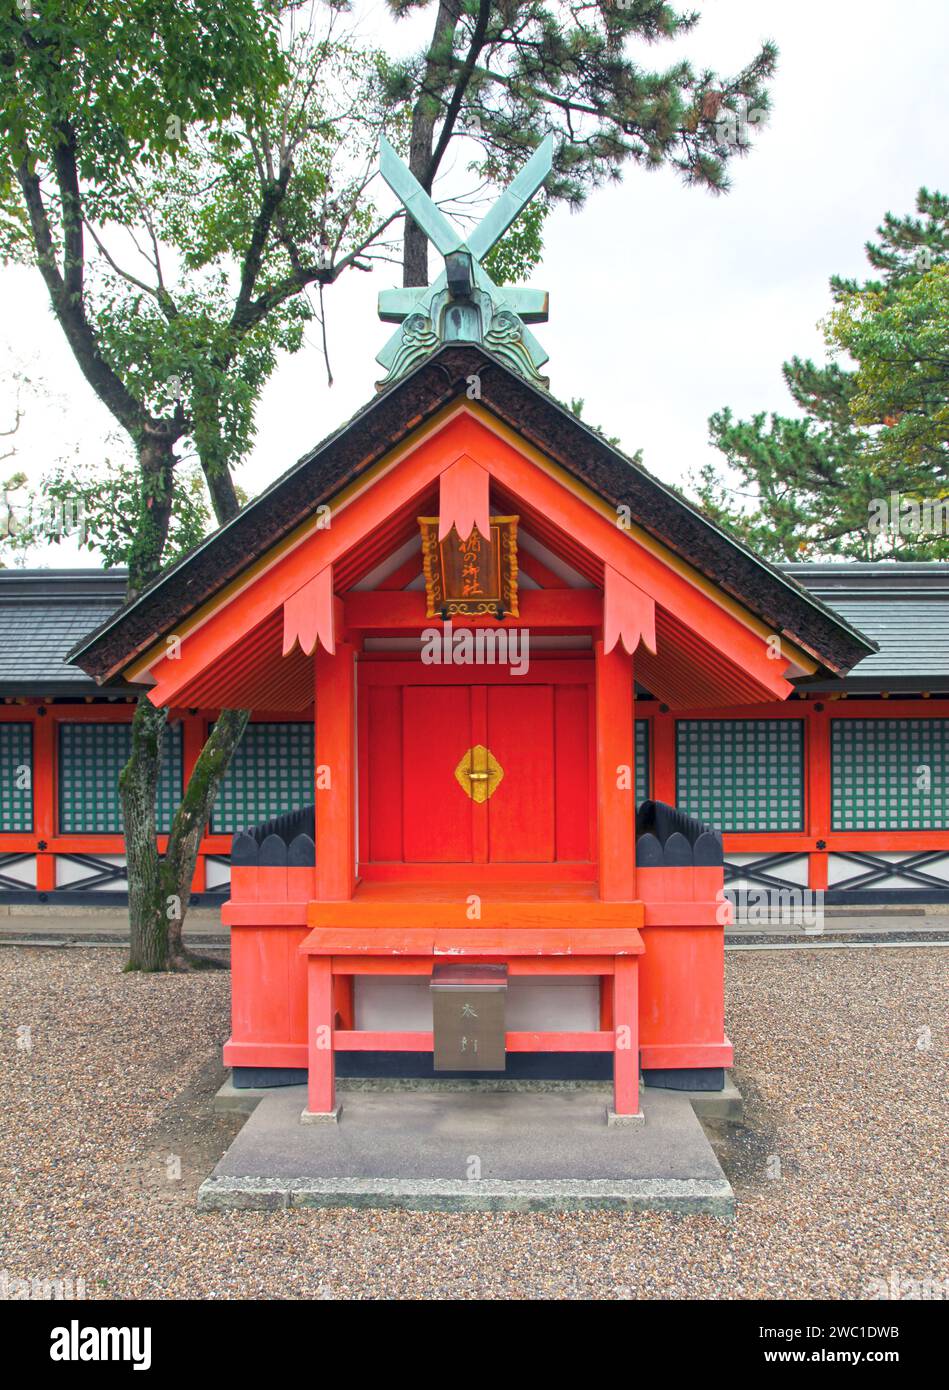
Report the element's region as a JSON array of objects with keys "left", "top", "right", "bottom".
[
  {"left": 299, "top": 928, "right": 643, "bottom": 1118},
  {"left": 418, "top": 515, "right": 519, "bottom": 619},
  {"left": 0, "top": 703, "right": 311, "bottom": 898}
]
